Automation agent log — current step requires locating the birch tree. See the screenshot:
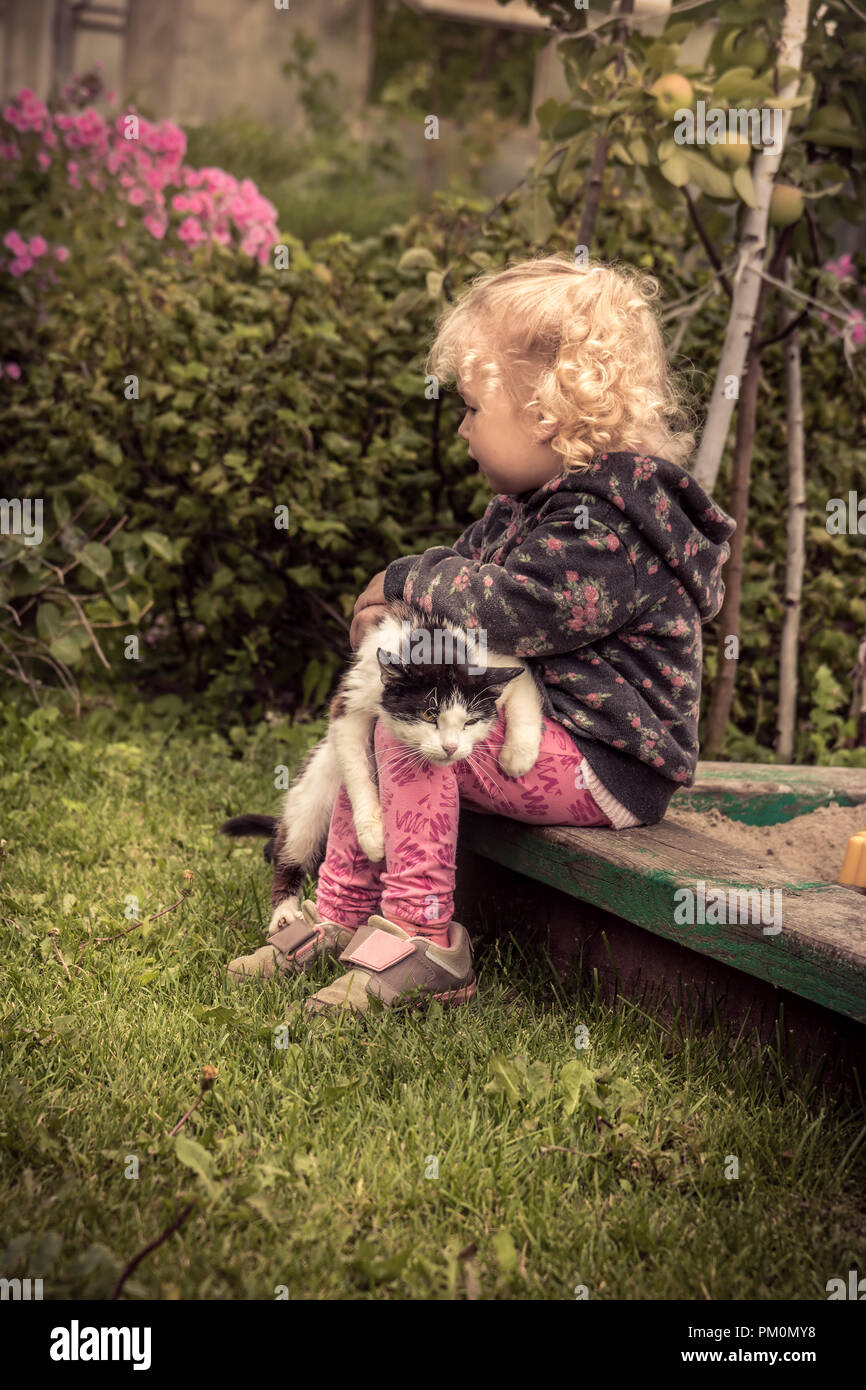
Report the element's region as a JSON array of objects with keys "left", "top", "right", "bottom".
[
  {"left": 690, "top": 0, "right": 812, "bottom": 494},
  {"left": 775, "top": 258, "right": 807, "bottom": 763}
]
